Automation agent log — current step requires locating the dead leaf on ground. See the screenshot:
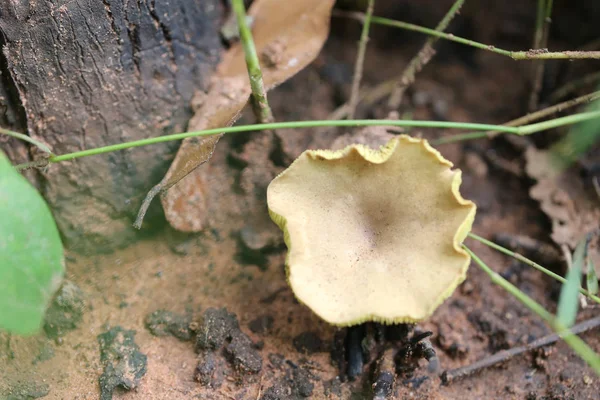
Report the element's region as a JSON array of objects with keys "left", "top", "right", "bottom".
[
  {"left": 525, "top": 146, "right": 600, "bottom": 273},
  {"left": 141, "top": 0, "right": 335, "bottom": 232}
]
